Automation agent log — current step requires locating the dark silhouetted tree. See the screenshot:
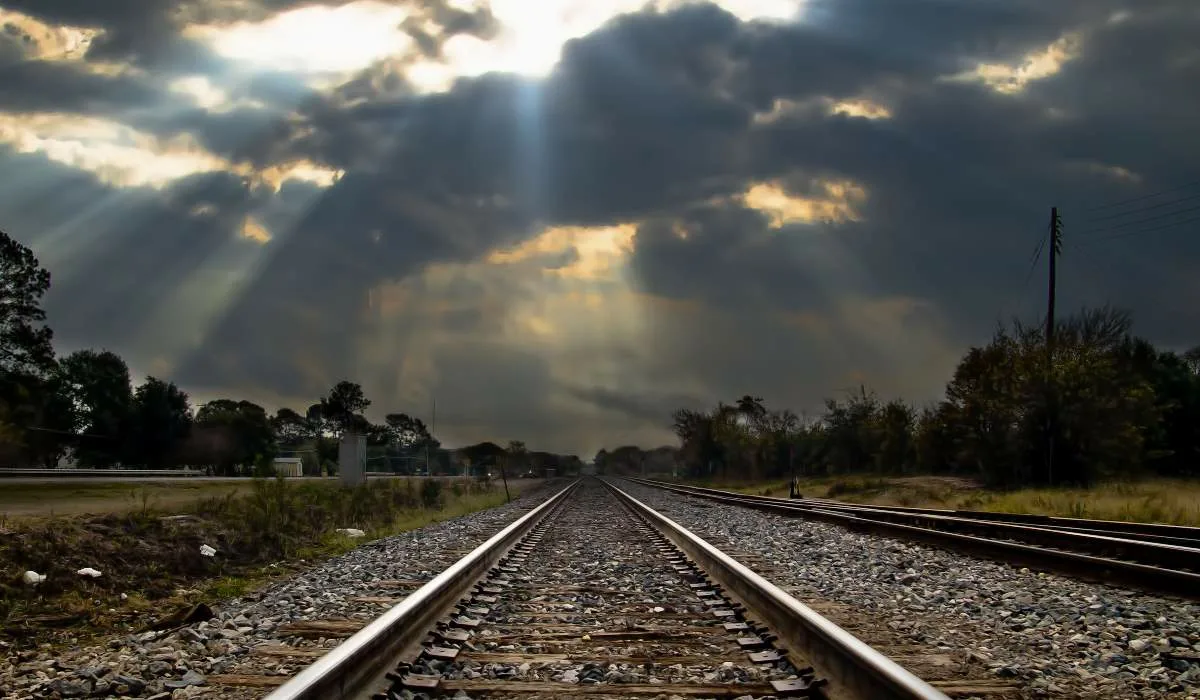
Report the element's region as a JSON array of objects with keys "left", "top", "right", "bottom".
[
  {"left": 58, "top": 349, "right": 132, "bottom": 468},
  {"left": 124, "top": 377, "right": 192, "bottom": 468},
  {"left": 319, "top": 381, "right": 370, "bottom": 436}
]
